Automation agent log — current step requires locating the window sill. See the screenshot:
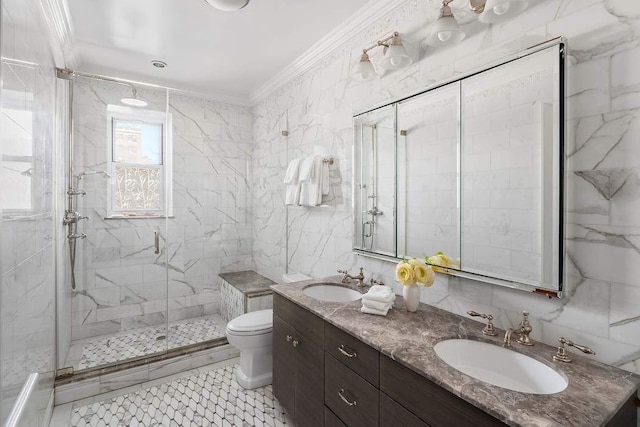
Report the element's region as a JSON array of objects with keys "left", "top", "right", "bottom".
[{"left": 104, "top": 215, "right": 175, "bottom": 220}]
